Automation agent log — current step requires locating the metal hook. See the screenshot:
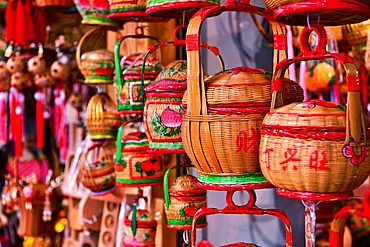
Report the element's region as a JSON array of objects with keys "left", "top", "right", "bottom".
[
  {"left": 307, "top": 14, "right": 311, "bottom": 30},
  {"left": 183, "top": 230, "right": 189, "bottom": 244}
]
